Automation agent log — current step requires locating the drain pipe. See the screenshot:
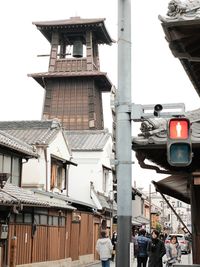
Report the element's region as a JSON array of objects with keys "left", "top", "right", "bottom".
[{"left": 44, "top": 146, "right": 48, "bottom": 191}]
